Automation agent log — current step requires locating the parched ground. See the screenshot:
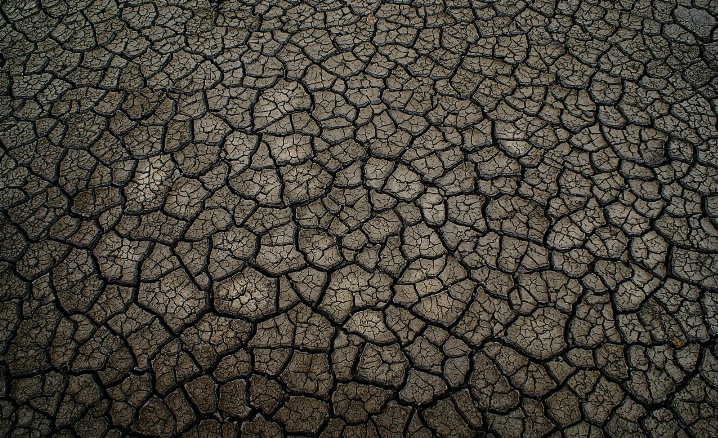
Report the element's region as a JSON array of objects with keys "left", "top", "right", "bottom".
[{"left": 0, "top": 0, "right": 717, "bottom": 436}]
